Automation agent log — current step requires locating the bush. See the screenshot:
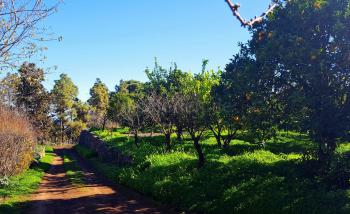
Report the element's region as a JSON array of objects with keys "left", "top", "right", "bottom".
[
  {"left": 0, "top": 146, "right": 55, "bottom": 213},
  {"left": 0, "top": 106, "right": 36, "bottom": 177},
  {"left": 67, "top": 120, "right": 87, "bottom": 143}
]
